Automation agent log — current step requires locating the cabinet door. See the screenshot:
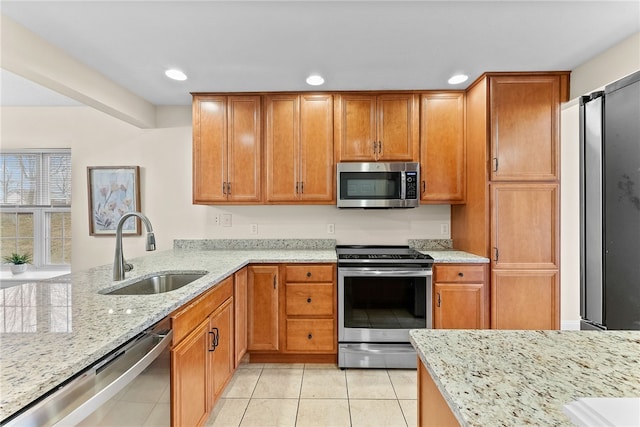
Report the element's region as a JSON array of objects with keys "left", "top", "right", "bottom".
[
  {"left": 193, "top": 96, "right": 227, "bottom": 203},
  {"left": 171, "top": 319, "right": 209, "bottom": 427},
  {"left": 299, "top": 94, "right": 334, "bottom": 201},
  {"left": 247, "top": 265, "right": 279, "bottom": 351},
  {"left": 335, "top": 94, "right": 377, "bottom": 161},
  {"left": 489, "top": 75, "right": 559, "bottom": 181},
  {"left": 377, "top": 93, "right": 419, "bottom": 161},
  {"left": 491, "top": 183, "right": 559, "bottom": 270},
  {"left": 265, "top": 94, "right": 299, "bottom": 202},
  {"left": 209, "top": 298, "right": 234, "bottom": 405},
  {"left": 420, "top": 92, "right": 465, "bottom": 203},
  {"left": 491, "top": 270, "right": 559, "bottom": 330},
  {"left": 234, "top": 267, "right": 248, "bottom": 367},
  {"left": 433, "top": 283, "right": 484, "bottom": 329},
  {"left": 227, "top": 95, "right": 262, "bottom": 202}
]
